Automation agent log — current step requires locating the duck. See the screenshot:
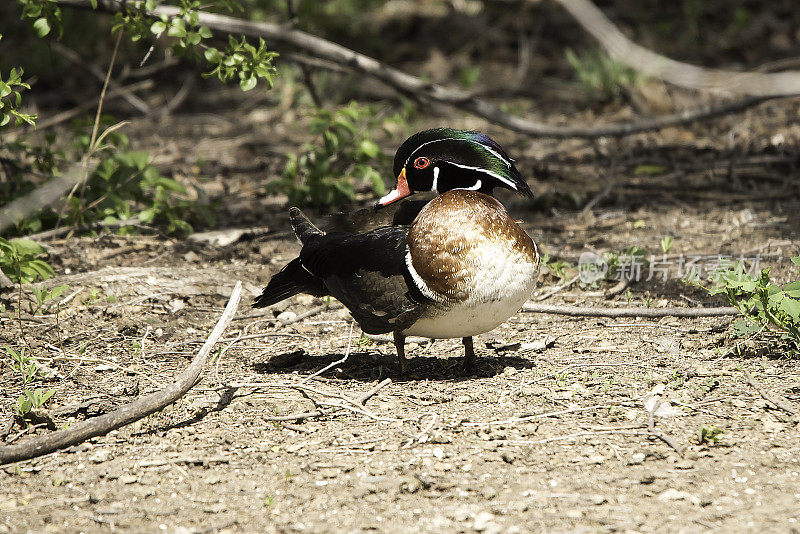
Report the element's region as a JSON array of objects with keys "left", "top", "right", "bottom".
[{"left": 254, "top": 128, "right": 540, "bottom": 374}]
